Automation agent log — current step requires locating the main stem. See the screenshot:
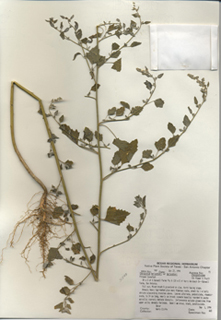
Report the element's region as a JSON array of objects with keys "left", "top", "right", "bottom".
[
  {"left": 95, "top": 26, "right": 103, "bottom": 280},
  {"left": 10, "top": 82, "right": 47, "bottom": 194},
  {"left": 11, "top": 81, "right": 97, "bottom": 281}
]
